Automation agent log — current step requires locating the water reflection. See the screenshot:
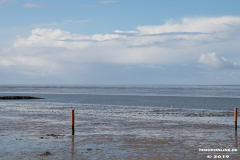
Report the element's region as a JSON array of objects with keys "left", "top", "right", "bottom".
[
  {"left": 235, "top": 131, "right": 238, "bottom": 148},
  {"left": 71, "top": 136, "right": 74, "bottom": 159}
]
